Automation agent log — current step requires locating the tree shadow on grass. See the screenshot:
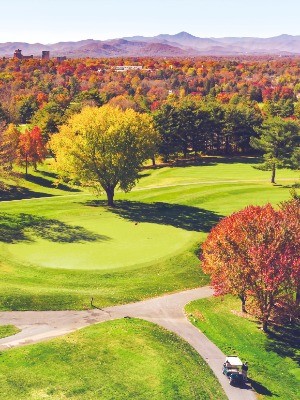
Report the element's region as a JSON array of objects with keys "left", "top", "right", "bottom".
[
  {"left": 266, "top": 324, "right": 300, "bottom": 366},
  {"left": 85, "top": 200, "right": 222, "bottom": 232},
  {"left": 0, "top": 213, "right": 109, "bottom": 244},
  {"left": 0, "top": 185, "right": 53, "bottom": 201},
  {"left": 25, "top": 173, "right": 80, "bottom": 192},
  {"left": 171, "top": 156, "right": 262, "bottom": 168}
]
